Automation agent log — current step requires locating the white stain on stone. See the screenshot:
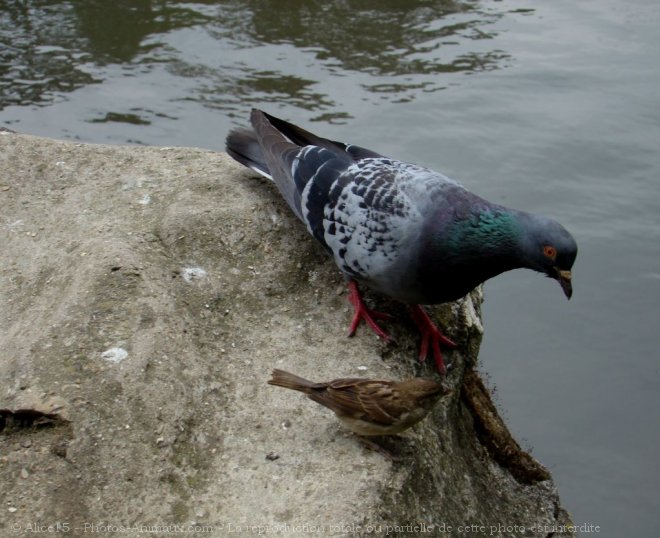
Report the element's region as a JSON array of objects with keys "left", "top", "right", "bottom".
[
  {"left": 138, "top": 194, "right": 151, "bottom": 205},
  {"left": 101, "top": 347, "right": 128, "bottom": 363},
  {"left": 182, "top": 267, "right": 207, "bottom": 282}
]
